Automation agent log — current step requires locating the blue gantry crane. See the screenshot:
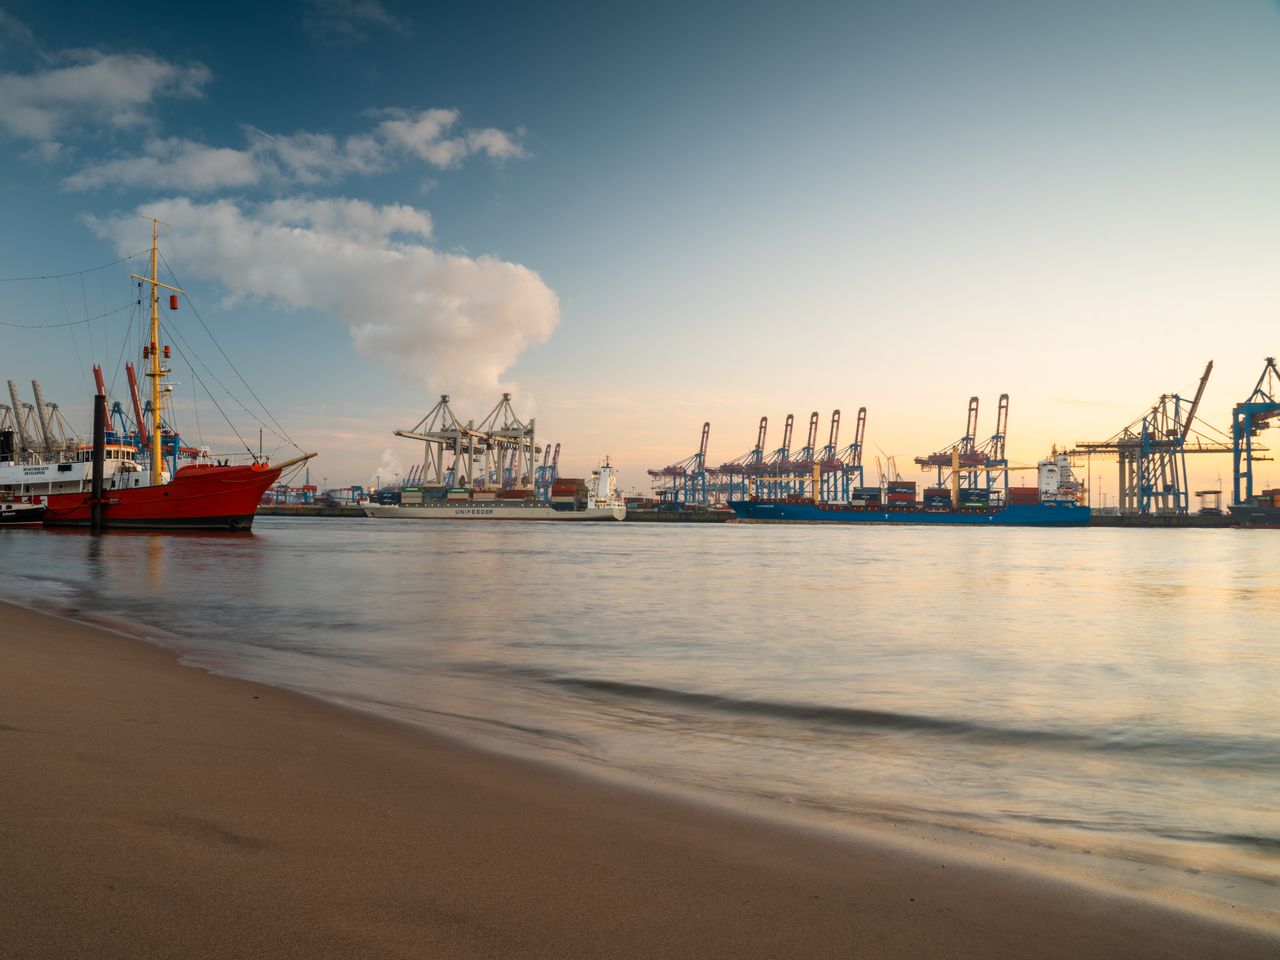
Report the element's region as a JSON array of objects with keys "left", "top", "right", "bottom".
[
  {"left": 1072, "top": 361, "right": 1229, "bottom": 515},
  {"left": 1232, "top": 357, "right": 1280, "bottom": 506},
  {"left": 648, "top": 422, "right": 711, "bottom": 508},
  {"left": 718, "top": 416, "right": 768, "bottom": 503}
]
